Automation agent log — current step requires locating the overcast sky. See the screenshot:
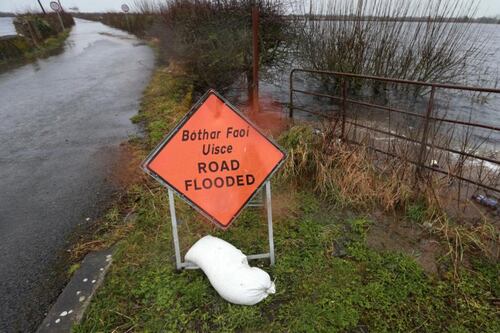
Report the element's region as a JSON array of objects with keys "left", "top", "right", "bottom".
[{"left": 1, "top": 0, "right": 500, "bottom": 17}]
